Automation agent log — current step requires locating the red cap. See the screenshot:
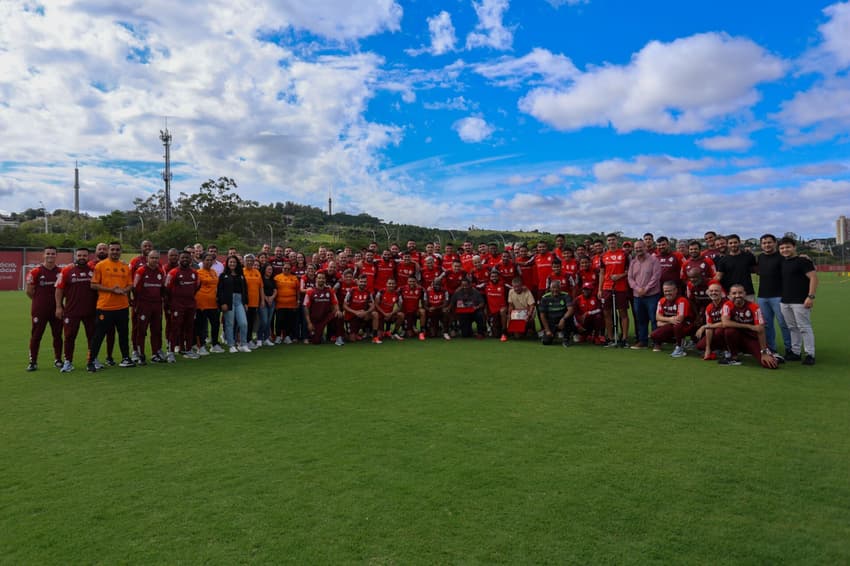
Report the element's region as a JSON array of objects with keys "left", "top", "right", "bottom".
[{"left": 582, "top": 282, "right": 594, "bottom": 290}]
